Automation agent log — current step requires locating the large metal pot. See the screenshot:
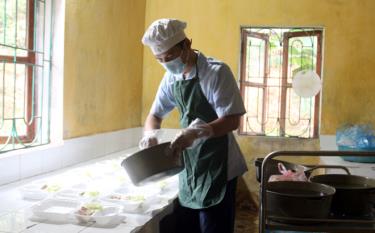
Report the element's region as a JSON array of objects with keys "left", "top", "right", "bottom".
[
  {"left": 310, "top": 174, "right": 375, "bottom": 217},
  {"left": 266, "top": 181, "right": 336, "bottom": 219},
  {"left": 121, "top": 142, "right": 184, "bottom": 186}
]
